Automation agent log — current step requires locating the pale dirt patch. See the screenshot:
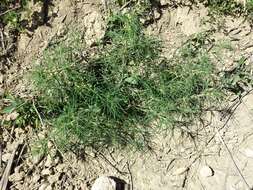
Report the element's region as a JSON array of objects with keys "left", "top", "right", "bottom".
[{"left": 1, "top": 1, "right": 253, "bottom": 190}]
